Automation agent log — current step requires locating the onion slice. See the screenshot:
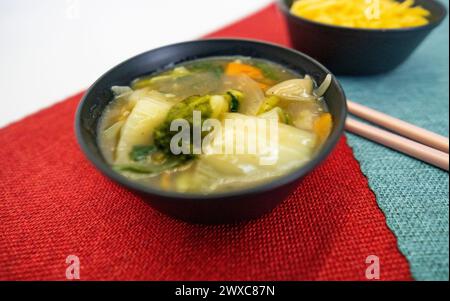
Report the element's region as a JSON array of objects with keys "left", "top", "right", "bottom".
[
  {"left": 266, "top": 77, "right": 315, "bottom": 102},
  {"left": 314, "top": 74, "right": 332, "bottom": 97}
]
